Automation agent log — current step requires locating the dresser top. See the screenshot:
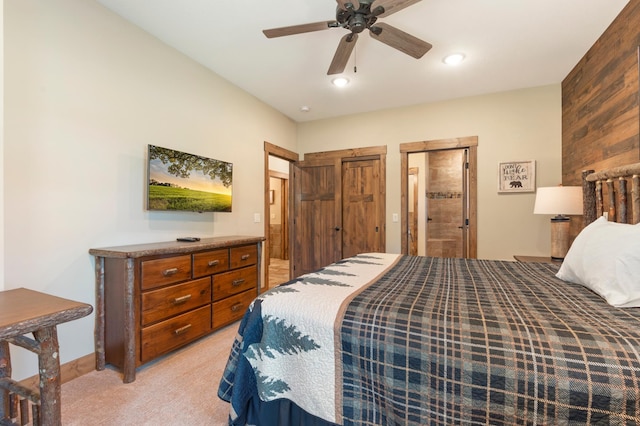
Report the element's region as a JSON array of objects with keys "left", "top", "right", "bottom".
[{"left": 89, "top": 235, "right": 264, "bottom": 259}]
